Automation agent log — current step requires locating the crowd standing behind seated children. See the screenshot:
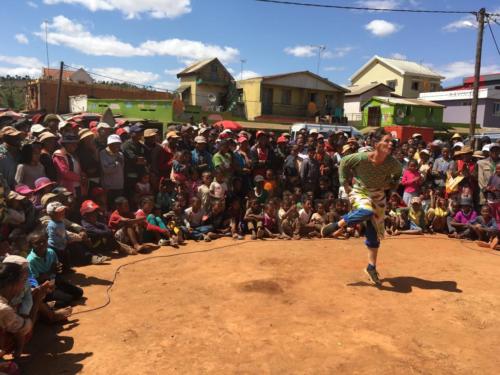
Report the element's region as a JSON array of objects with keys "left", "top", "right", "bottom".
[{"left": 0, "top": 112, "right": 498, "bottom": 371}]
